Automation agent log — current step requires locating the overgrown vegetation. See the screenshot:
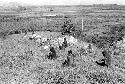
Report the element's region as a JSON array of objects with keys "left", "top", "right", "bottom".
[
  {"left": 86, "top": 70, "right": 125, "bottom": 84},
  {"left": 83, "top": 24, "right": 125, "bottom": 49},
  {"left": 86, "top": 71, "right": 114, "bottom": 84},
  {"left": 1, "top": 4, "right": 125, "bottom": 84},
  {"left": 0, "top": 30, "right": 10, "bottom": 40},
  {"left": 61, "top": 19, "right": 76, "bottom": 35}
]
